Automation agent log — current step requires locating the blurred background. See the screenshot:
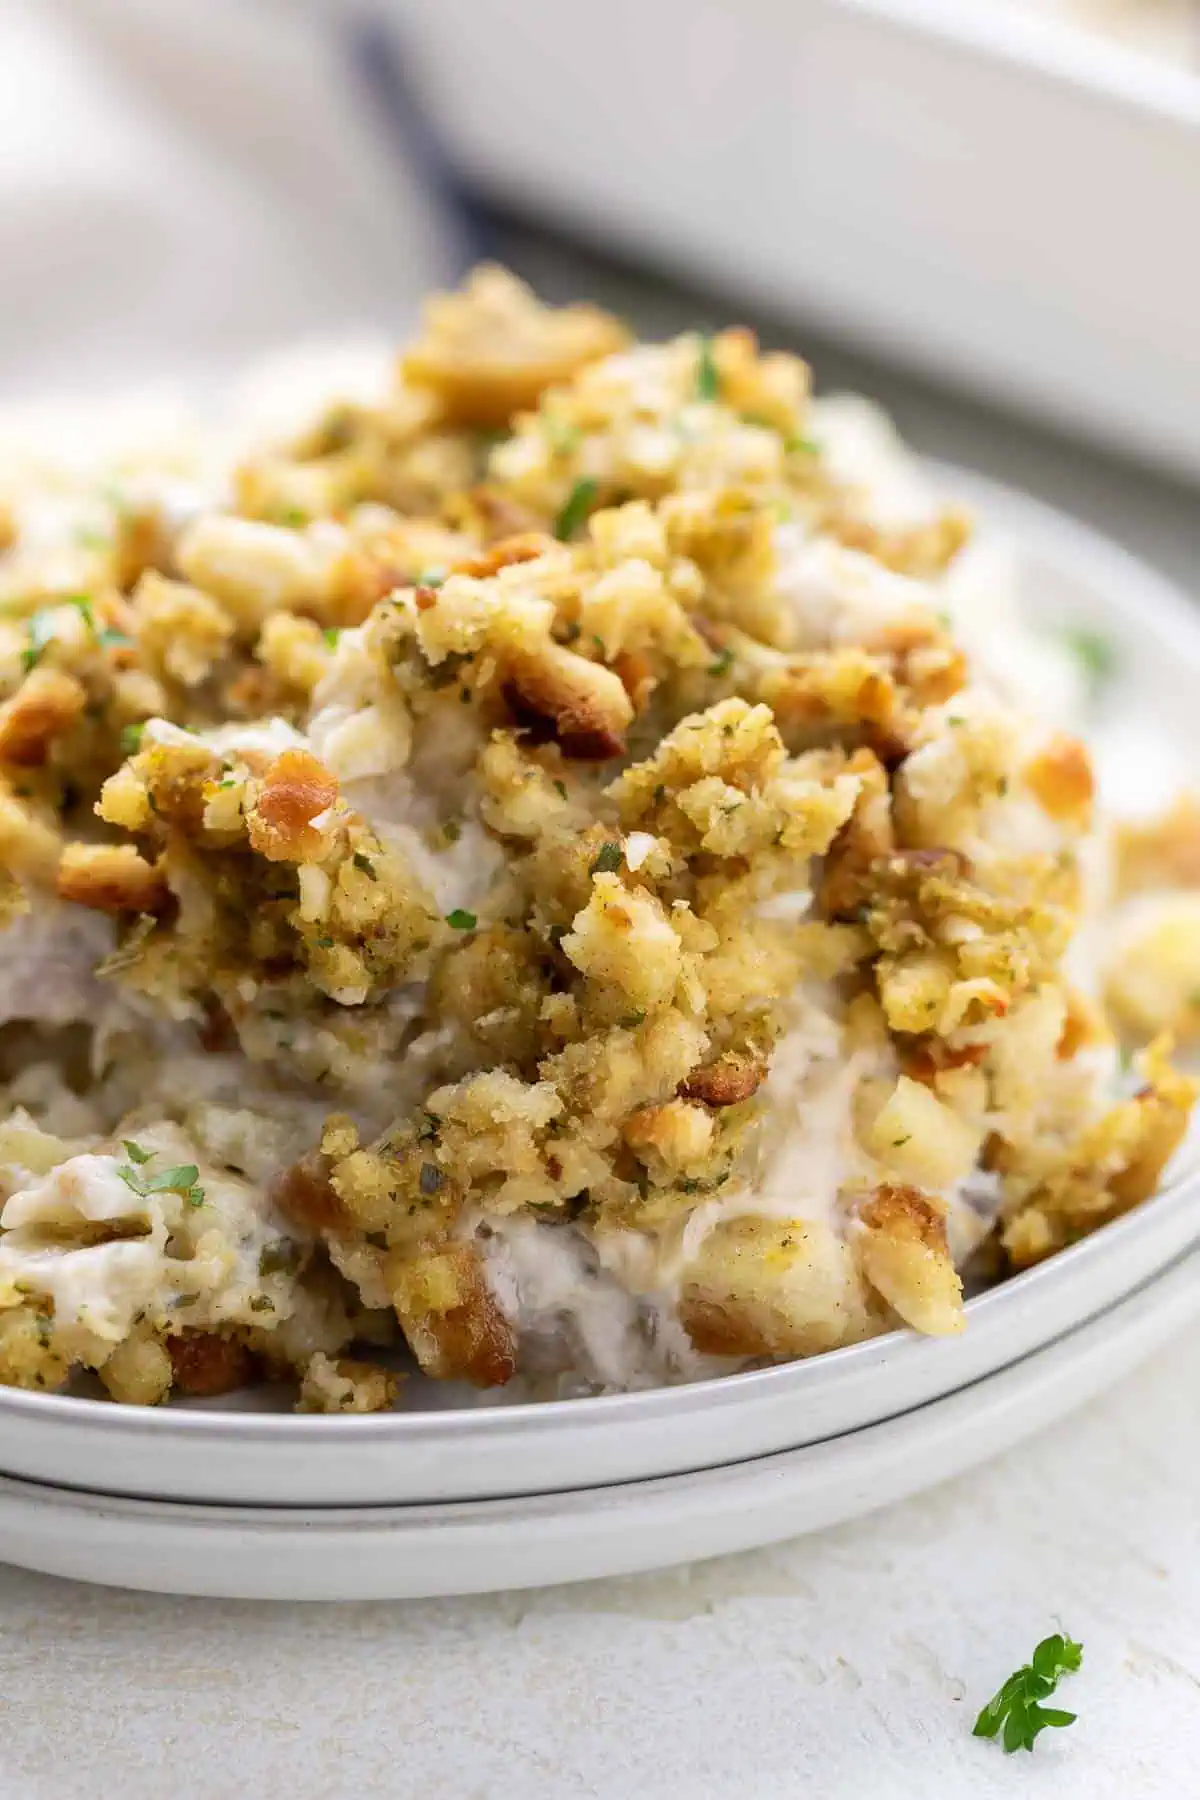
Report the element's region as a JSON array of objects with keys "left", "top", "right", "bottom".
[{"left": 3, "top": 0, "right": 1196, "bottom": 580}]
